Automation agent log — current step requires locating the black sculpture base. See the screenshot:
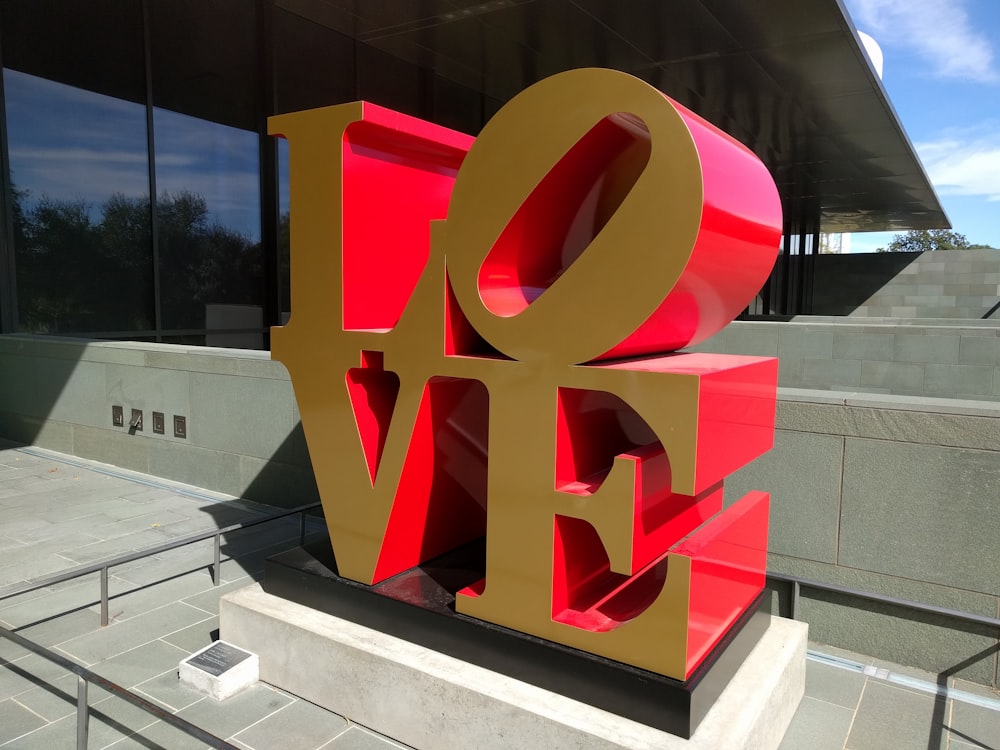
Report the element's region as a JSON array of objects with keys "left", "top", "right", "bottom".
[{"left": 262, "top": 539, "right": 769, "bottom": 739}]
